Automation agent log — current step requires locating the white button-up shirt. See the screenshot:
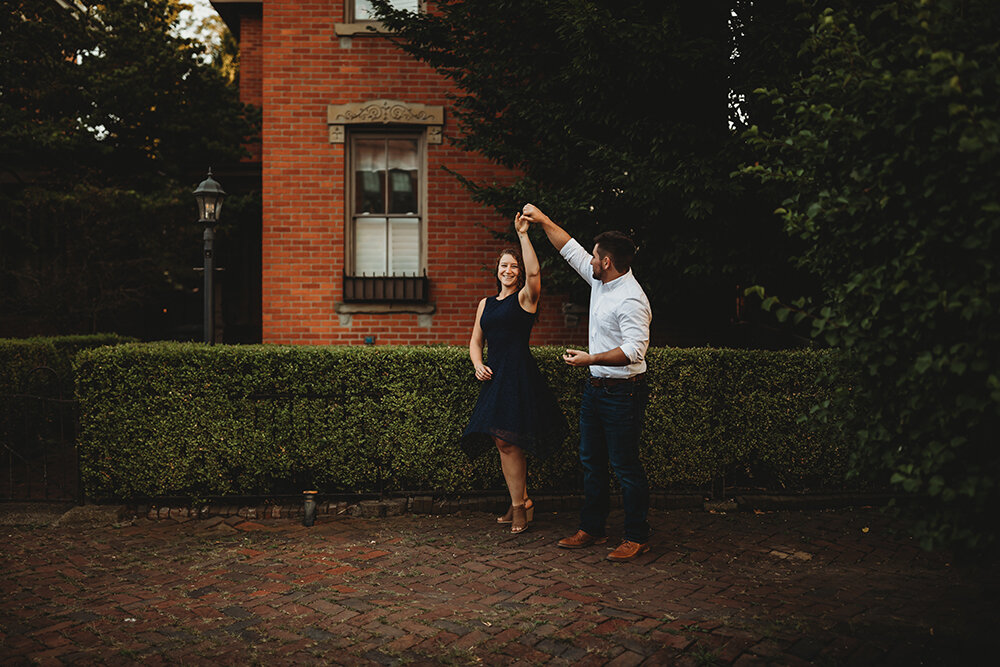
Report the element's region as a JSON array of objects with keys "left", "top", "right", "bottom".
[{"left": 560, "top": 238, "right": 652, "bottom": 379}]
